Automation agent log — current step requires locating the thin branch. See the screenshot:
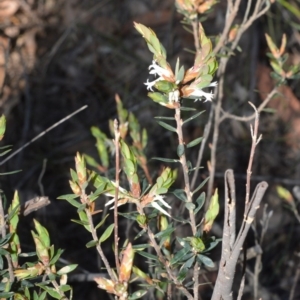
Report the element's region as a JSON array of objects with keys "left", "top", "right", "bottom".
[
  {"left": 191, "top": 105, "right": 214, "bottom": 190},
  {"left": 245, "top": 103, "right": 261, "bottom": 207},
  {"left": 174, "top": 108, "right": 196, "bottom": 234},
  {"left": 192, "top": 18, "right": 200, "bottom": 53},
  {"left": 113, "top": 119, "right": 121, "bottom": 274},
  {"left": 219, "top": 88, "right": 277, "bottom": 123},
  {"left": 174, "top": 106, "right": 199, "bottom": 299},
  {"left": 0, "top": 105, "right": 88, "bottom": 166},
  {"left": 213, "top": 0, "right": 242, "bottom": 54},
  {"left": 84, "top": 195, "right": 116, "bottom": 281}
]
